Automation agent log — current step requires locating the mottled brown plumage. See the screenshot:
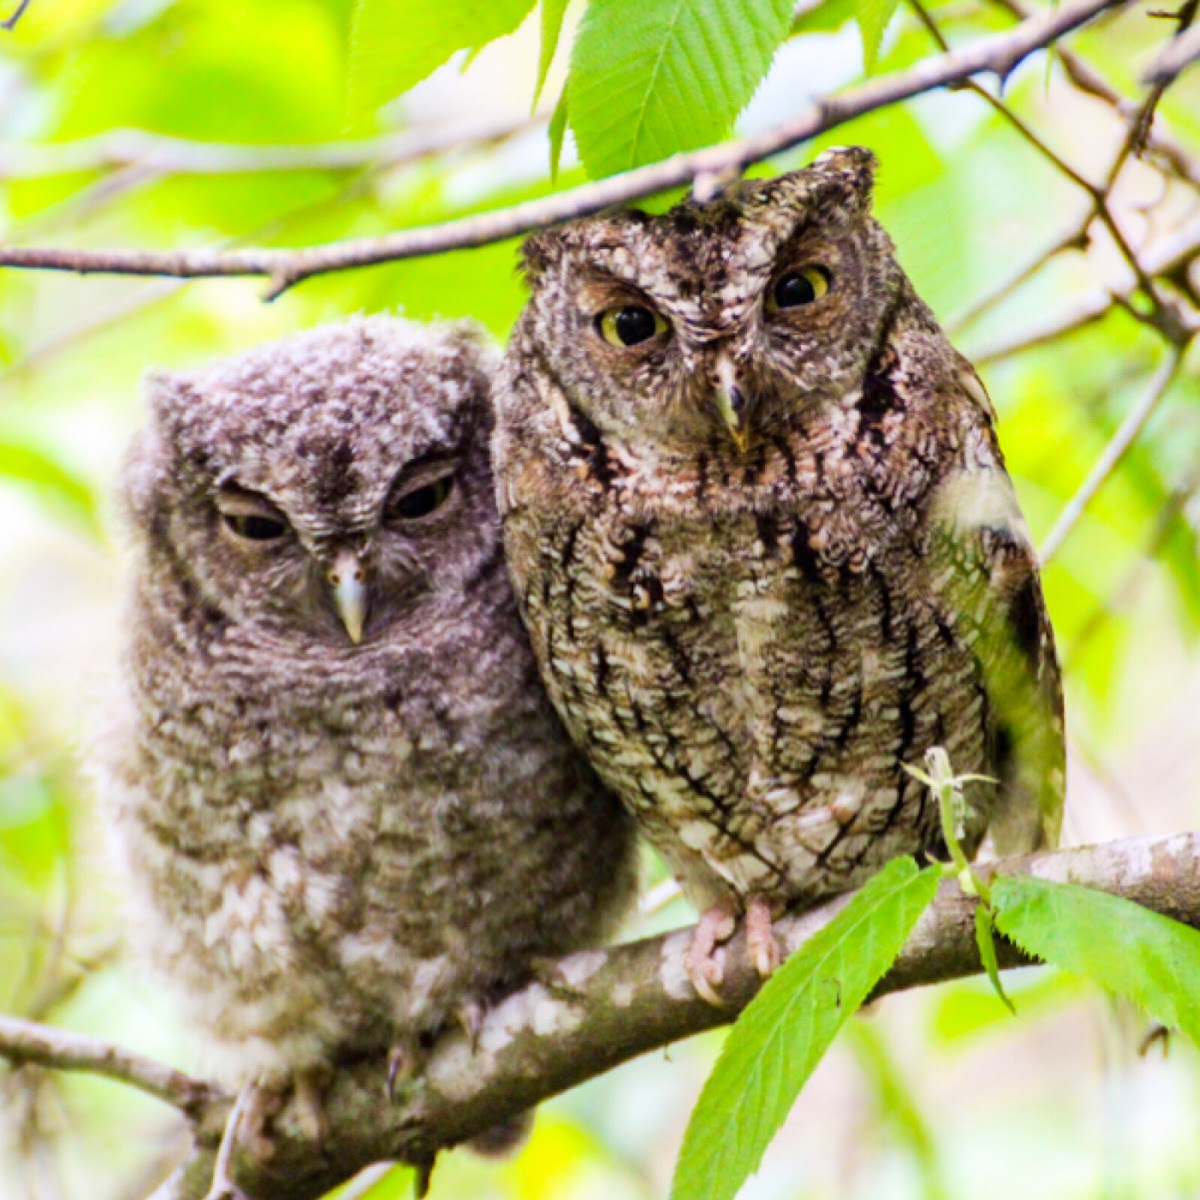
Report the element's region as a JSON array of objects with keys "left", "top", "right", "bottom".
[
  {"left": 96, "top": 317, "right": 636, "bottom": 1100},
  {"left": 493, "top": 148, "right": 1064, "bottom": 986}
]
